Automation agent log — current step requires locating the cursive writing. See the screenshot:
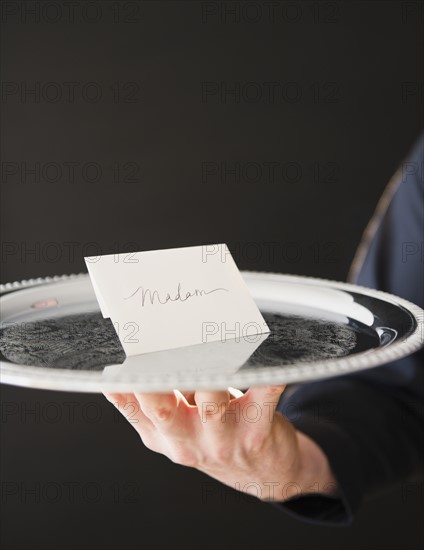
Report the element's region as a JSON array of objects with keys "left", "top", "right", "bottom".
[{"left": 124, "top": 282, "right": 229, "bottom": 307}]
